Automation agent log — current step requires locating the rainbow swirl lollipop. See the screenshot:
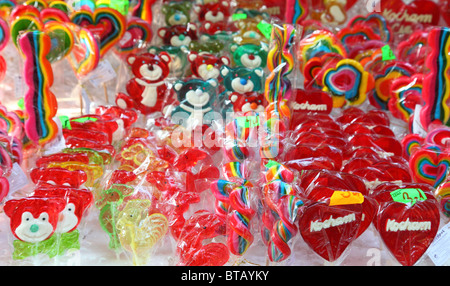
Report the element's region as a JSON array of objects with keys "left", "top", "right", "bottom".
[
  {"left": 227, "top": 185, "right": 256, "bottom": 256},
  {"left": 19, "top": 30, "right": 58, "bottom": 146},
  {"left": 420, "top": 27, "right": 450, "bottom": 129},
  {"left": 298, "top": 30, "right": 347, "bottom": 73}
]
